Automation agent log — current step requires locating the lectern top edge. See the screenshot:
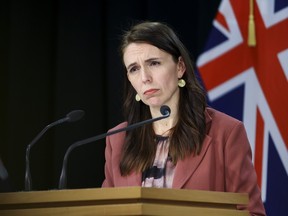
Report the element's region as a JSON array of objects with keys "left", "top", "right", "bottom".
[{"left": 0, "top": 186, "right": 248, "bottom": 206}]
